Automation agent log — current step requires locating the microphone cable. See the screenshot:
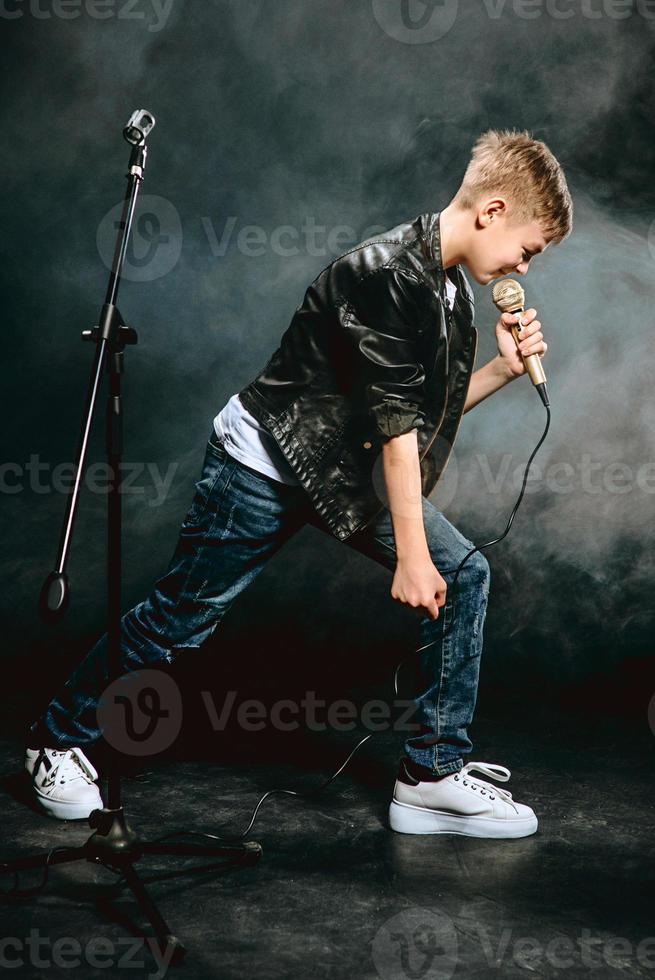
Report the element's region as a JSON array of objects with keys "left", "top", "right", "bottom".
[
  {"left": 0, "top": 404, "right": 551, "bottom": 897},
  {"left": 3, "top": 402, "right": 549, "bottom": 902},
  {"left": 143, "top": 401, "right": 552, "bottom": 853}
]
